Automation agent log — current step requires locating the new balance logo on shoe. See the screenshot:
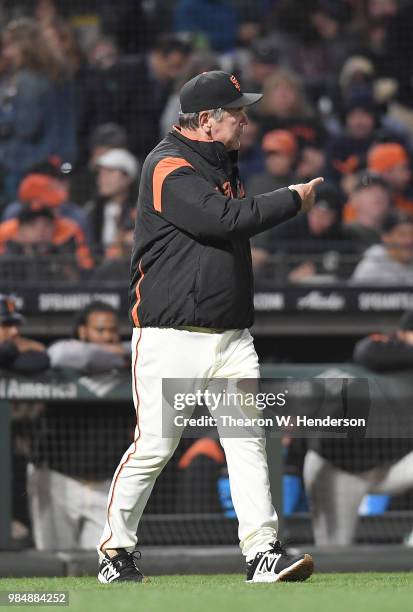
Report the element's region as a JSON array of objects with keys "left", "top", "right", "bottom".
[
  {"left": 256, "top": 553, "right": 281, "bottom": 575},
  {"left": 246, "top": 541, "right": 314, "bottom": 584},
  {"left": 98, "top": 560, "right": 120, "bottom": 583},
  {"left": 97, "top": 549, "right": 144, "bottom": 583}
]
